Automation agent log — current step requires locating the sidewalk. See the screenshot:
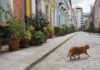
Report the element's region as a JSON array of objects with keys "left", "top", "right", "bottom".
[
  {"left": 92, "top": 33, "right": 100, "bottom": 36},
  {"left": 0, "top": 33, "right": 75, "bottom": 70}
]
